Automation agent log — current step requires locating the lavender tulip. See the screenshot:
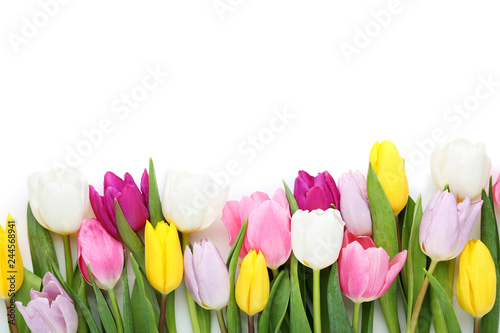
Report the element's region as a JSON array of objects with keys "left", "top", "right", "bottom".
[
  {"left": 184, "top": 239, "right": 230, "bottom": 310},
  {"left": 338, "top": 170, "right": 372, "bottom": 236},
  {"left": 419, "top": 190, "right": 483, "bottom": 262},
  {"left": 89, "top": 170, "right": 149, "bottom": 238},
  {"left": 16, "top": 272, "right": 78, "bottom": 333}
]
